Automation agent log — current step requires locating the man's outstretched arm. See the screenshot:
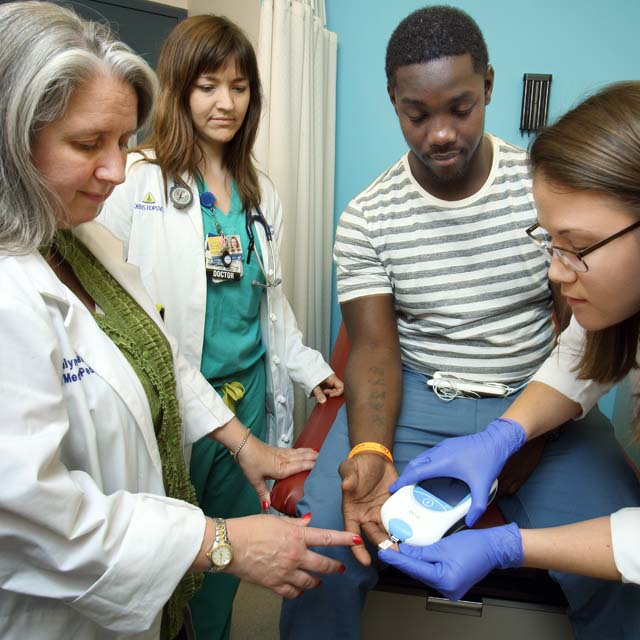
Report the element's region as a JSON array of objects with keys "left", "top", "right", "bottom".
[{"left": 339, "top": 294, "right": 402, "bottom": 564}]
